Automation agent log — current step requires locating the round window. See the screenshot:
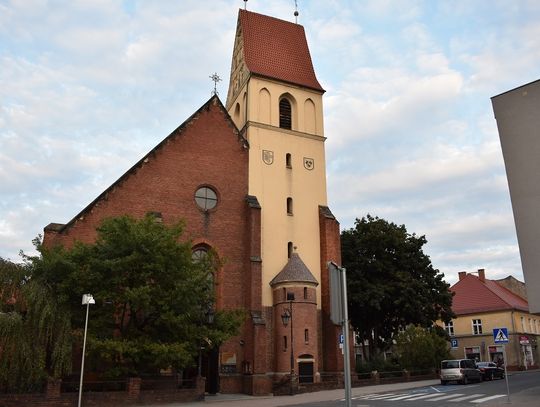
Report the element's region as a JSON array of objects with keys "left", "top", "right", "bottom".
[{"left": 195, "top": 186, "right": 218, "bottom": 210}]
